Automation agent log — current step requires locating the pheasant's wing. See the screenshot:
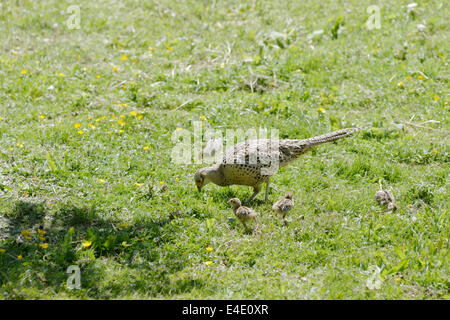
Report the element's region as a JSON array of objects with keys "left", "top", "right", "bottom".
[
  {"left": 221, "top": 139, "right": 314, "bottom": 173},
  {"left": 278, "top": 199, "right": 294, "bottom": 212},
  {"left": 236, "top": 206, "right": 257, "bottom": 218},
  {"left": 223, "top": 140, "right": 280, "bottom": 166},
  {"left": 385, "top": 190, "right": 395, "bottom": 203},
  {"left": 272, "top": 200, "right": 282, "bottom": 211},
  {"left": 375, "top": 190, "right": 388, "bottom": 204}
]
